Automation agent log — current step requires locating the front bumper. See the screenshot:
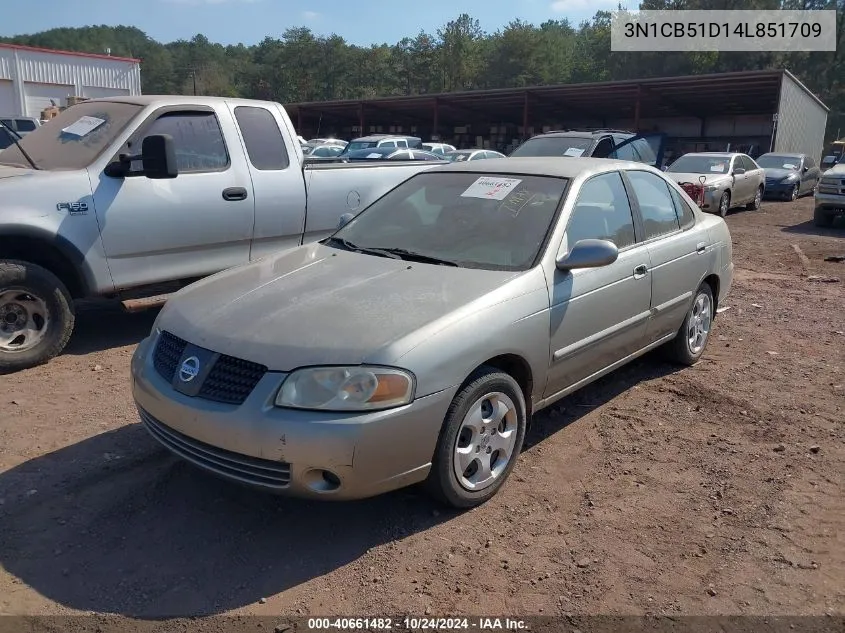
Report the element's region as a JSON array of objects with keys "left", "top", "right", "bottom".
[
  {"left": 130, "top": 334, "right": 458, "bottom": 500},
  {"left": 764, "top": 182, "right": 798, "bottom": 198},
  {"left": 700, "top": 188, "right": 725, "bottom": 212}
]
